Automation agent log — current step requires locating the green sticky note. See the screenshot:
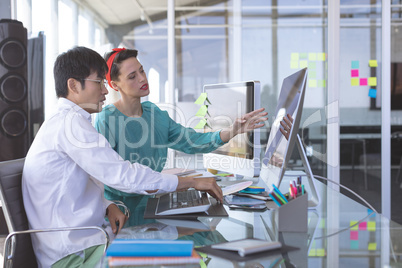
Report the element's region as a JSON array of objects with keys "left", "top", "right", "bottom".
[
  {"left": 309, "top": 79, "right": 317, "bottom": 88},
  {"left": 368, "top": 77, "right": 377, "bottom": 86},
  {"left": 352, "top": 60, "right": 359, "bottom": 69},
  {"left": 319, "top": 219, "right": 326, "bottom": 229},
  {"left": 308, "top": 53, "right": 317, "bottom": 61},
  {"left": 309, "top": 71, "right": 317, "bottom": 78},
  {"left": 195, "top": 93, "right": 208, "bottom": 105},
  {"left": 316, "top": 249, "right": 325, "bottom": 257},
  {"left": 369, "top": 60, "right": 378, "bottom": 67},
  {"left": 367, "top": 221, "right": 376, "bottom": 231},
  {"left": 300, "top": 53, "right": 307, "bottom": 59},
  {"left": 350, "top": 240, "right": 359, "bottom": 250},
  {"left": 350, "top": 220, "right": 358, "bottom": 230},
  {"left": 290, "top": 61, "right": 298, "bottom": 69},
  {"left": 196, "top": 105, "right": 208, "bottom": 117},
  {"left": 194, "top": 119, "right": 207, "bottom": 129},
  {"left": 368, "top": 242, "right": 377, "bottom": 251},
  {"left": 308, "top": 249, "right": 316, "bottom": 256},
  {"left": 351, "top": 78, "right": 359, "bottom": 86},
  {"left": 318, "top": 53, "right": 326, "bottom": 61},
  {"left": 291, "top": 53, "right": 299, "bottom": 61},
  {"left": 318, "top": 79, "right": 326, "bottom": 88},
  {"left": 299, "top": 60, "right": 308, "bottom": 68},
  {"left": 308, "top": 62, "right": 316, "bottom": 69}
]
